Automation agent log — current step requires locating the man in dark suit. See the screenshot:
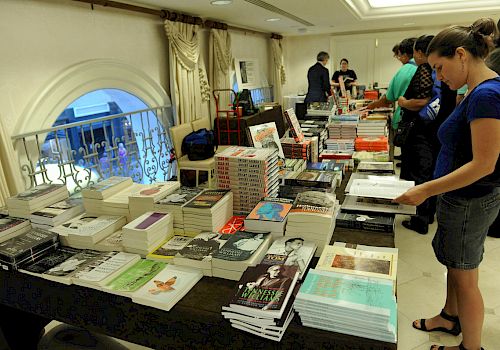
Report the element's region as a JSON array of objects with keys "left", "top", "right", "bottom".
[{"left": 304, "top": 51, "right": 331, "bottom": 103}]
